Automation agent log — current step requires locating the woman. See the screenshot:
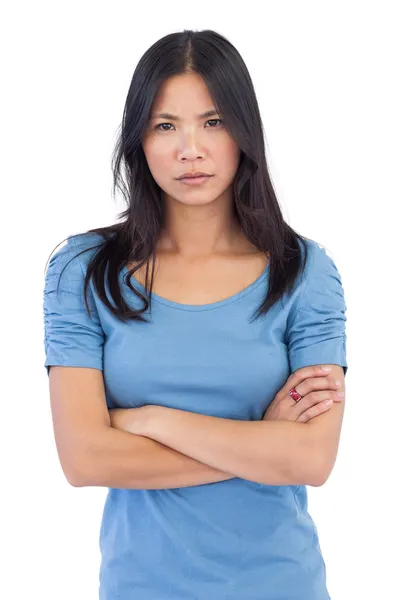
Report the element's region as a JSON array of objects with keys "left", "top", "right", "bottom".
[{"left": 43, "top": 29, "right": 347, "bottom": 600}]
